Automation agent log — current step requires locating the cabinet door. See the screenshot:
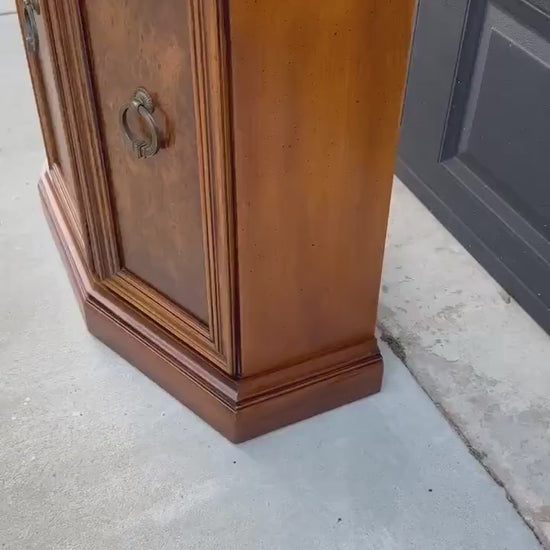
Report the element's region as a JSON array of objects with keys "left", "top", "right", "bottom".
[
  {"left": 66, "top": 0, "right": 234, "bottom": 372},
  {"left": 83, "top": 1, "right": 207, "bottom": 320},
  {"left": 17, "top": 0, "right": 84, "bottom": 247}
]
